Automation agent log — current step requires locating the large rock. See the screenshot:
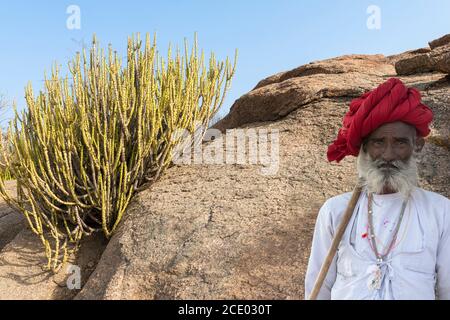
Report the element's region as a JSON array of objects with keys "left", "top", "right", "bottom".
[
  {"left": 76, "top": 54, "right": 449, "bottom": 299},
  {"left": 253, "top": 54, "right": 394, "bottom": 90},
  {"left": 429, "top": 34, "right": 450, "bottom": 49},
  {"left": 213, "top": 55, "right": 395, "bottom": 132},
  {"left": 395, "top": 34, "right": 450, "bottom": 75},
  {"left": 0, "top": 180, "right": 23, "bottom": 251},
  {"left": 0, "top": 213, "right": 23, "bottom": 252},
  {"left": 431, "top": 44, "right": 450, "bottom": 73}
]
